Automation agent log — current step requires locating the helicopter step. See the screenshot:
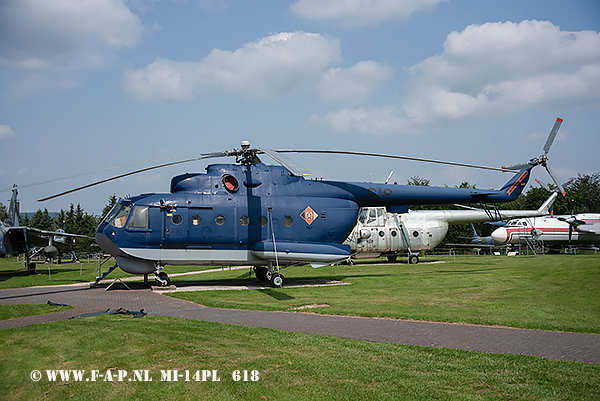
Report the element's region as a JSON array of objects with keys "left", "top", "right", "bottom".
[{"left": 94, "top": 263, "right": 118, "bottom": 287}]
